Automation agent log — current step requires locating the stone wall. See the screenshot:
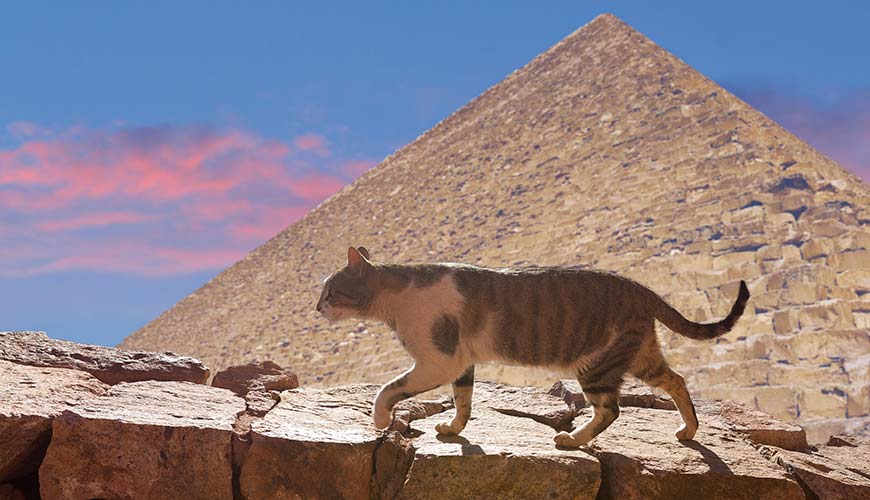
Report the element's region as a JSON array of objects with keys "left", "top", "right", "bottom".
[
  {"left": 5, "top": 332, "right": 870, "bottom": 499},
  {"left": 123, "top": 14, "right": 870, "bottom": 441}
]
